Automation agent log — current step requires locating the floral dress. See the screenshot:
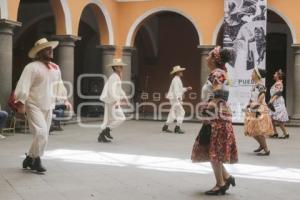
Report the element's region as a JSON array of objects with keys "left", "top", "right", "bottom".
[
  {"left": 191, "top": 68, "right": 238, "bottom": 164},
  {"left": 269, "top": 81, "right": 289, "bottom": 122},
  {"left": 244, "top": 82, "right": 274, "bottom": 136}
]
